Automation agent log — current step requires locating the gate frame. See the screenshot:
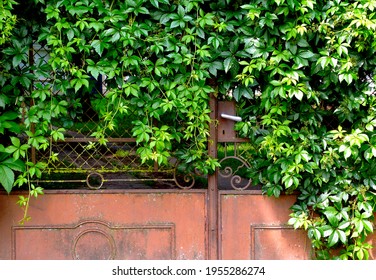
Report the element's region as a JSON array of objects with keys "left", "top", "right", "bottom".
[{"left": 208, "top": 94, "right": 219, "bottom": 259}]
